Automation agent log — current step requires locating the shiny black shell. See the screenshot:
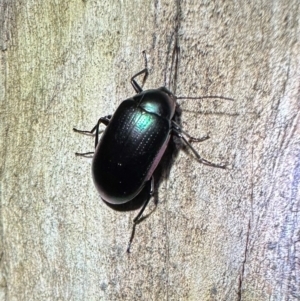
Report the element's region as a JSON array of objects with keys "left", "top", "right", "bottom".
[{"left": 92, "top": 89, "right": 176, "bottom": 204}]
